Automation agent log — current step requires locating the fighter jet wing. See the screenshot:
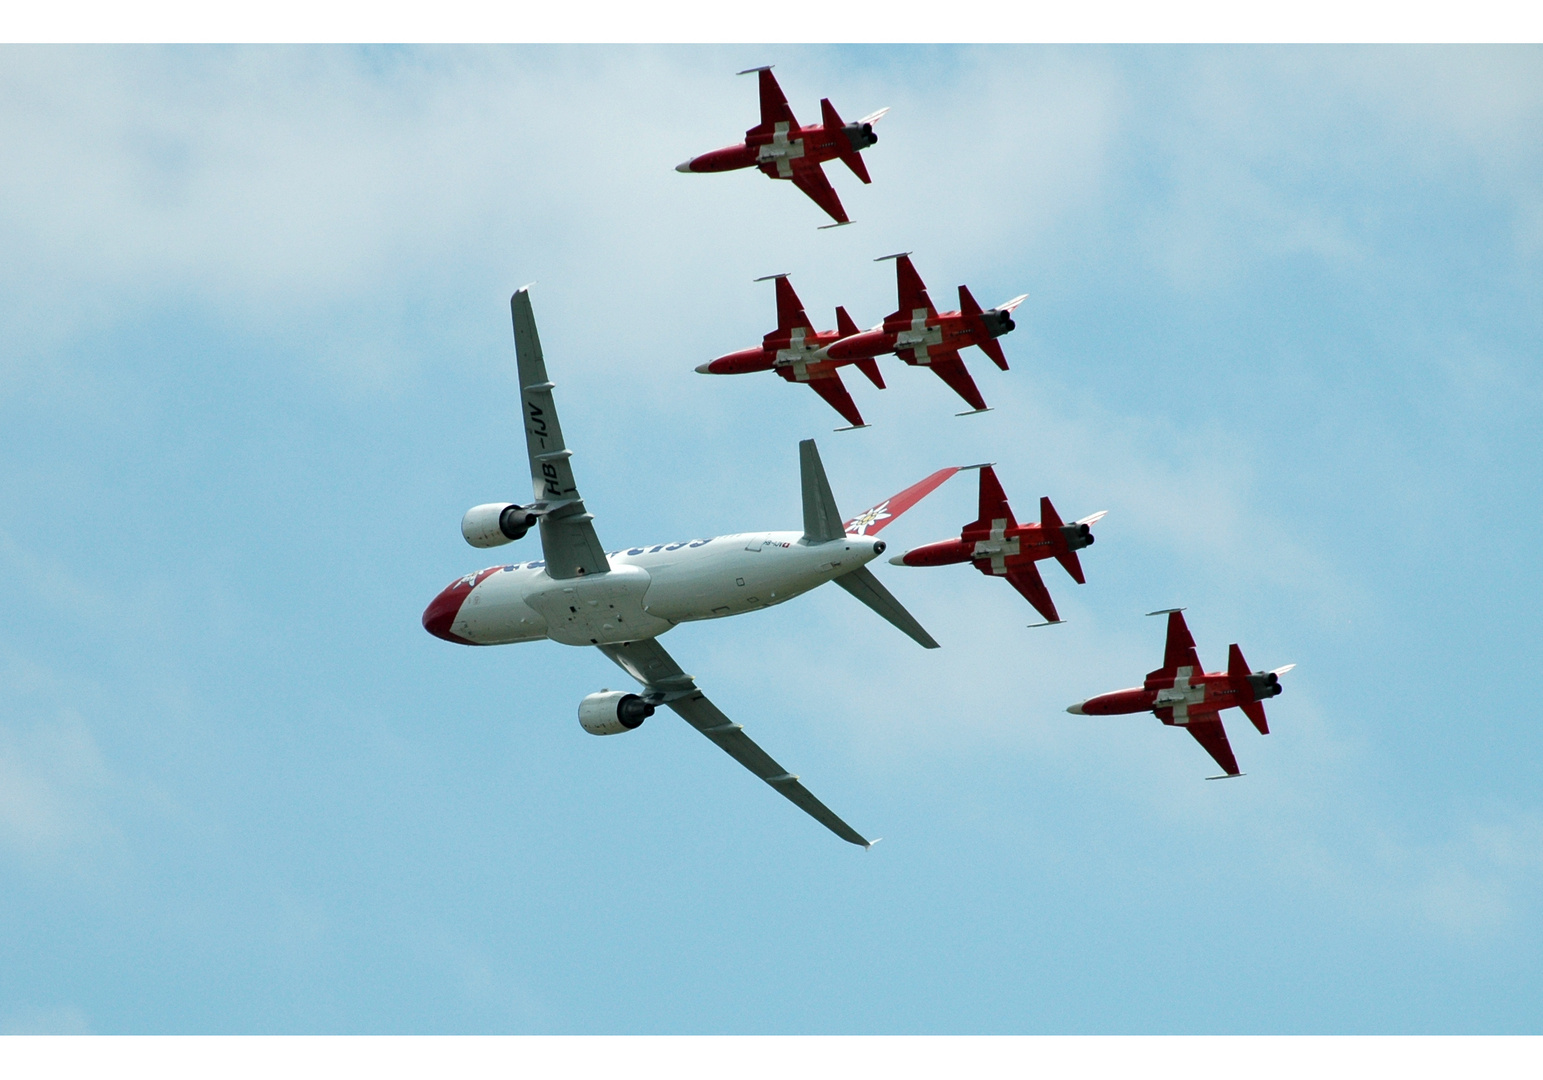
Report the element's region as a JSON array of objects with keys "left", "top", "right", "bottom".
[
  {"left": 923, "top": 349, "right": 988, "bottom": 413},
  {"left": 1004, "top": 564, "right": 1061, "bottom": 624},
  {"left": 805, "top": 371, "right": 866, "bottom": 429},
  {"left": 596, "top": 637, "right": 872, "bottom": 847},
  {"left": 892, "top": 254, "right": 938, "bottom": 320},
  {"left": 510, "top": 287, "right": 610, "bottom": 580},
  {"left": 789, "top": 161, "right": 849, "bottom": 224},
  {"left": 742, "top": 66, "right": 799, "bottom": 139},
  {"left": 1146, "top": 608, "right": 1202, "bottom": 680},
  {"left": 1181, "top": 711, "right": 1241, "bottom": 777}
]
